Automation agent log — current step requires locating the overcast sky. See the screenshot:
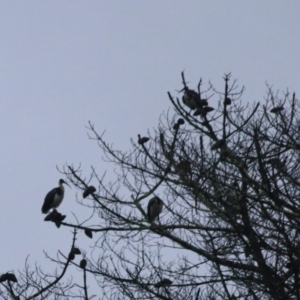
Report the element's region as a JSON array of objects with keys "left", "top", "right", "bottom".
[{"left": 0, "top": 1, "right": 299, "bottom": 297}]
